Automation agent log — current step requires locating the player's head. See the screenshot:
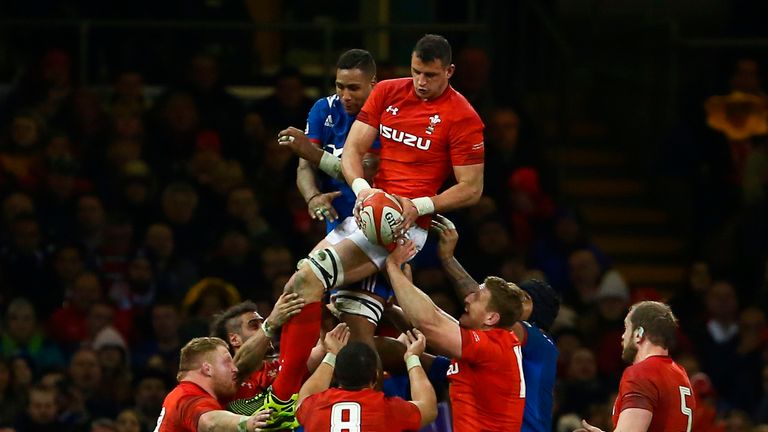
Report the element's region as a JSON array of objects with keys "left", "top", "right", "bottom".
[
  {"left": 460, "top": 276, "right": 525, "bottom": 330},
  {"left": 210, "top": 301, "right": 263, "bottom": 353},
  {"left": 622, "top": 301, "right": 678, "bottom": 363},
  {"left": 411, "top": 34, "right": 454, "bottom": 100},
  {"left": 177, "top": 337, "right": 238, "bottom": 398},
  {"left": 518, "top": 279, "right": 561, "bottom": 332},
  {"left": 336, "top": 49, "right": 377, "bottom": 116},
  {"left": 335, "top": 342, "right": 380, "bottom": 390}
]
